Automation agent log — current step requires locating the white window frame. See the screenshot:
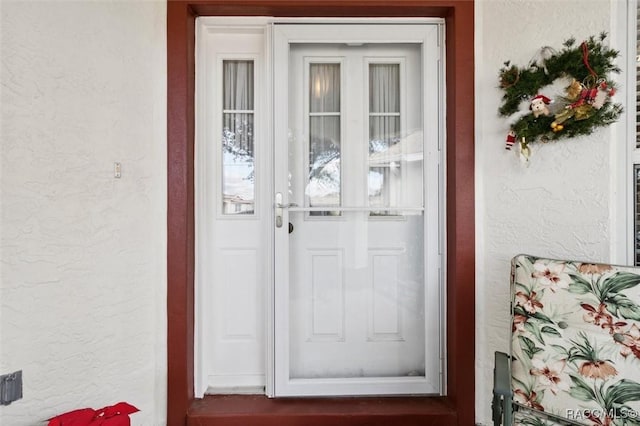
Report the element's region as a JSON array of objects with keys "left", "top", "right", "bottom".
[
  {"left": 613, "top": 0, "right": 638, "bottom": 265},
  {"left": 632, "top": 0, "right": 640, "bottom": 266}
]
